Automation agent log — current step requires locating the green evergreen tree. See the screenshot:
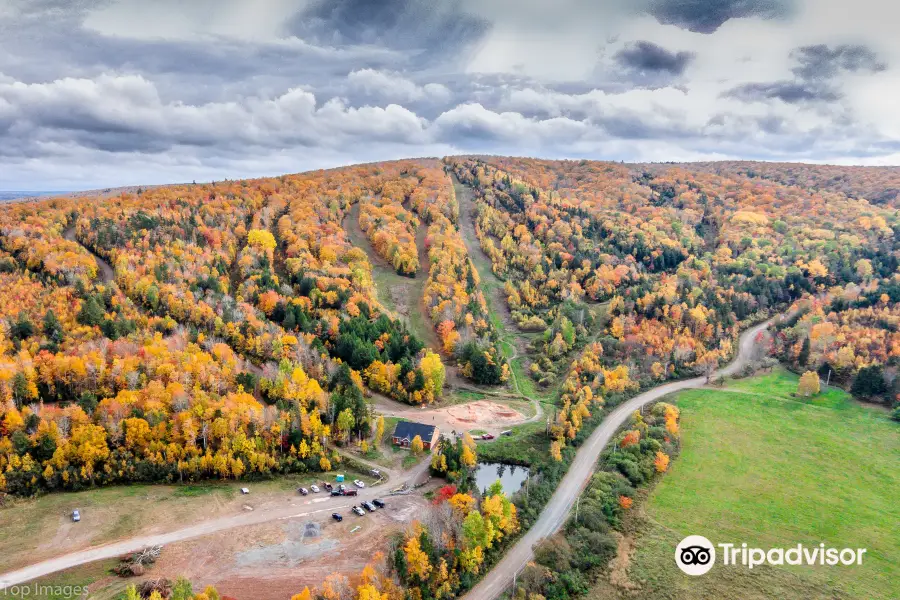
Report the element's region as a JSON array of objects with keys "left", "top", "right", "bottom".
[
  {"left": 77, "top": 296, "right": 105, "bottom": 327},
  {"left": 43, "top": 309, "right": 64, "bottom": 343}
]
